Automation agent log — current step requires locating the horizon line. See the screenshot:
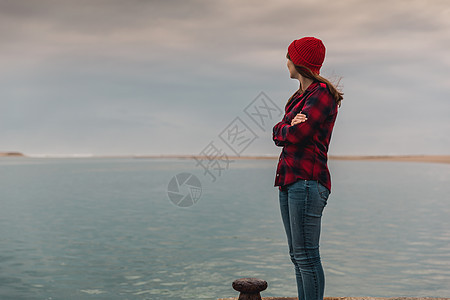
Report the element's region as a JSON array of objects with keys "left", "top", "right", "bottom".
[{"left": 2, "top": 152, "right": 450, "bottom": 164}]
